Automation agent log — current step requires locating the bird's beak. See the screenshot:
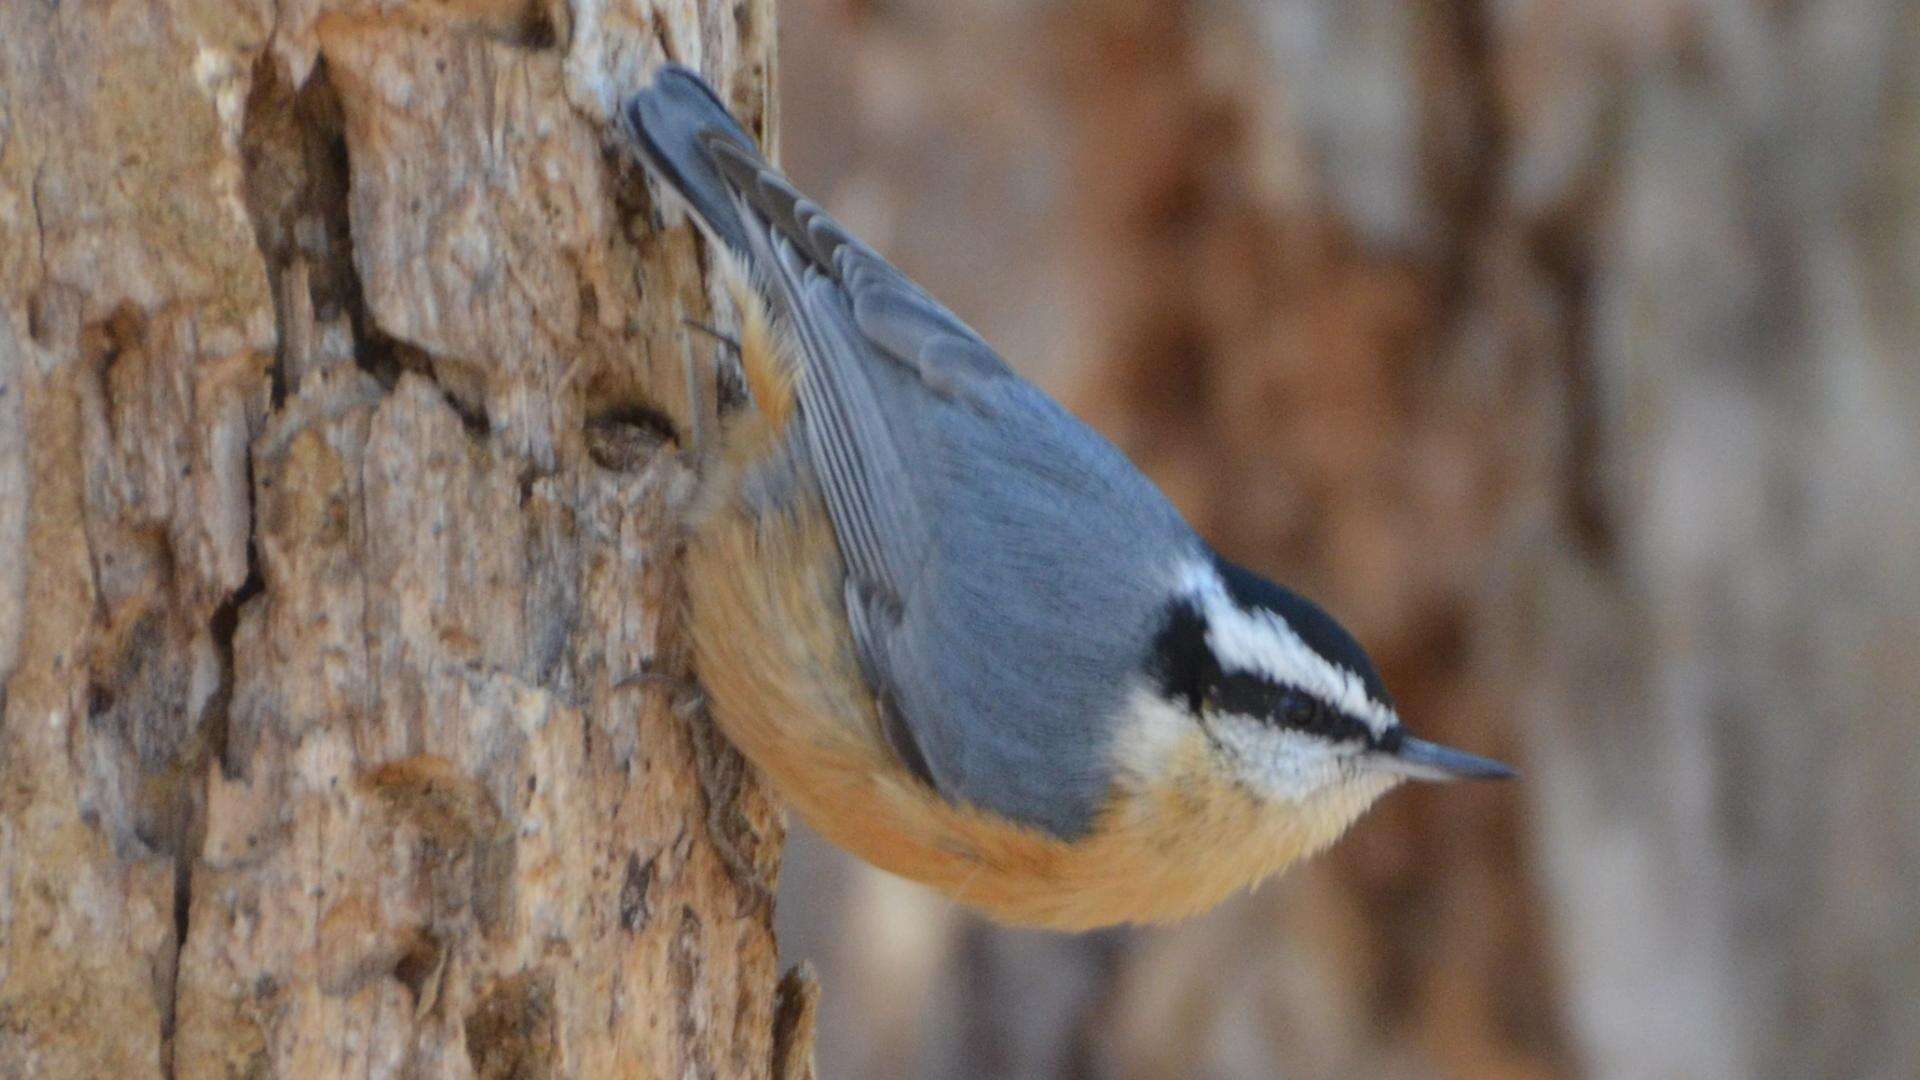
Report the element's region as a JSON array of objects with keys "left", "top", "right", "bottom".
[{"left": 1374, "top": 735, "right": 1515, "bottom": 782}]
